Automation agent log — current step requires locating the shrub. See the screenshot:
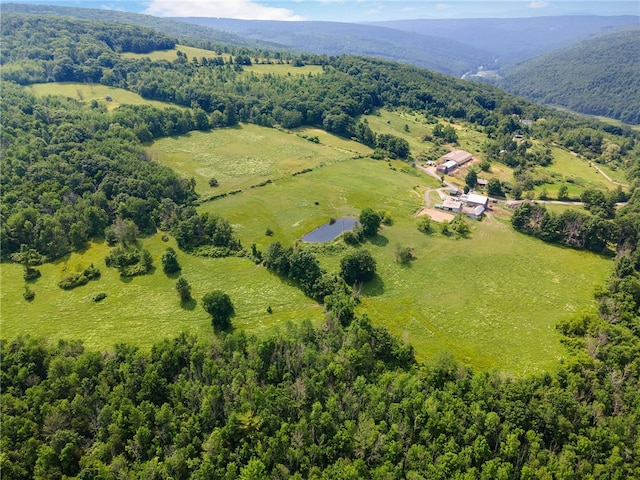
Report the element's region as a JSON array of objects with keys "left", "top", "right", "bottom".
[
  {"left": 23, "top": 285, "right": 35, "bottom": 301},
  {"left": 92, "top": 292, "right": 107, "bottom": 302},
  {"left": 23, "top": 266, "right": 41, "bottom": 281},
  {"left": 58, "top": 264, "right": 100, "bottom": 290}
]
